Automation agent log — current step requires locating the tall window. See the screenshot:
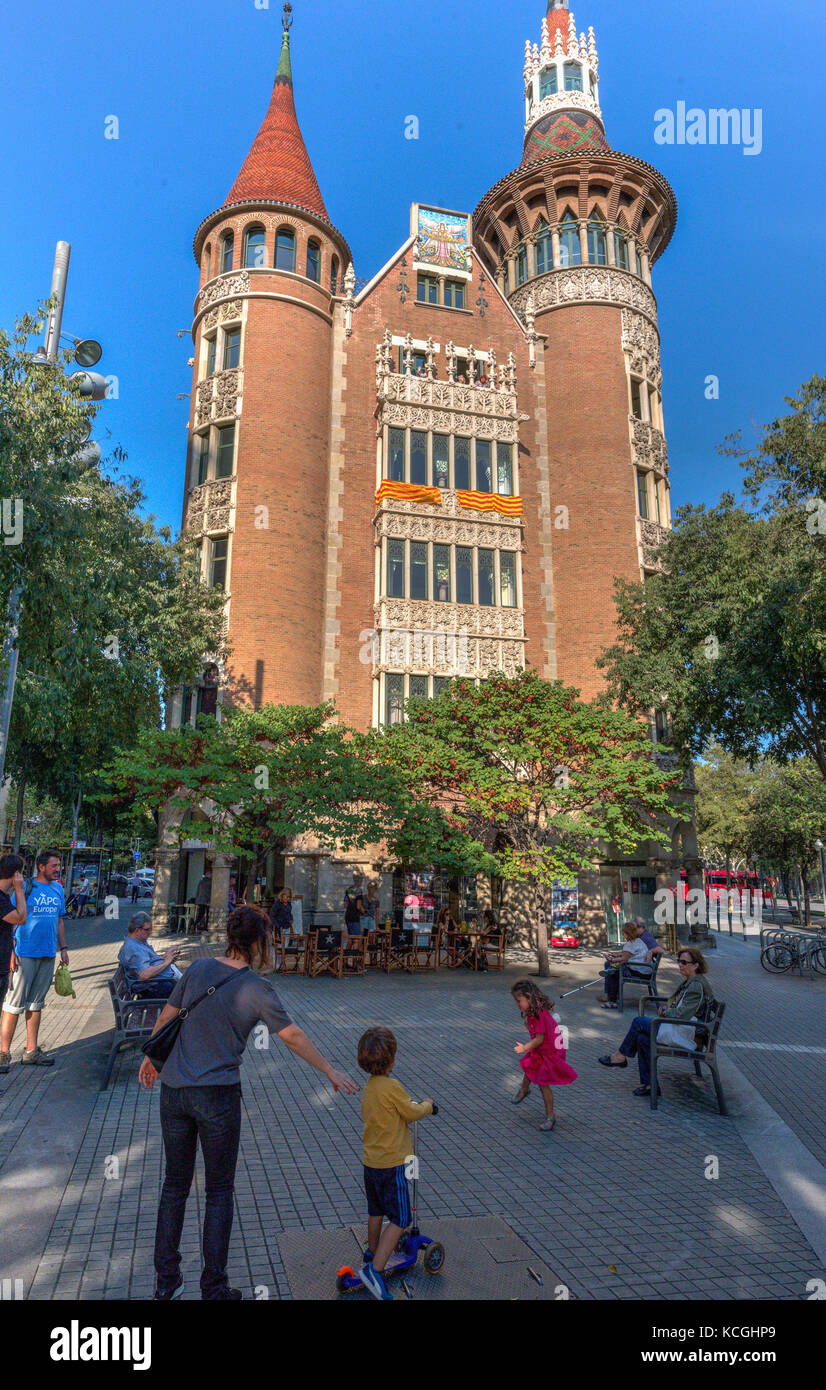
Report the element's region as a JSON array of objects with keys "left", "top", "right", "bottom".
[
  {"left": 630, "top": 378, "right": 643, "bottom": 420},
  {"left": 204, "top": 245, "right": 212, "bottom": 281},
  {"left": 637, "top": 471, "right": 650, "bottom": 520},
  {"left": 205, "top": 336, "right": 217, "bottom": 376},
  {"left": 535, "top": 221, "right": 551, "bottom": 274},
  {"left": 409, "top": 675, "right": 428, "bottom": 700},
  {"left": 222, "top": 328, "right": 241, "bottom": 370},
  {"left": 331, "top": 257, "right": 339, "bottom": 293},
  {"left": 306, "top": 240, "right": 321, "bottom": 282},
  {"left": 220, "top": 234, "right": 234, "bottom": 274},
  {"left": 243, "top": 225, "right": 266, "bottom": 268},
  {"left": 515, "top": 245, "right": 528, "bottom": 286},
  {"left": 193, "top": 433, "right": 210, "bottom": 487},
  {"left": 559, "top": 212, "right": 581, "bottom": 267},
  {"left": 389, "top": 429, "right": 405, "bottom": 482},
  {"left": 433, "top": 434, "right": 449, "bottom": 489},
  {"left": 417, "top": 275, "right": 439, "bottom": 304},
  {"left": 386, "top": 674, "right": 404, "bottom": 727},
  {"left": 456, "top": 547, "right": 473, "bottom": 605},
  {"left": 540, "top": 68, "right": 558, "bottom": 97},
  {"left": 587, "top": 213, "right": 608, "bottom": 266},
  {"left": 653, "top": 478, "right": 662, "bottom": 525},
  {"left": 497, "top": 443, "right": 514, "bottom": 496},
  {"left": 216, "top": 424, "right": 235, "bottom": 479},
  {"left": 613, "top": 229, "right": 630, "bottom": 271},
  {"left": 475, "top": 440, "right": 492, "bottom": 494},
  {"left": 387, "top": 540, "right": 405, "bottom": 597},
  {"left": 410, "top": 542, "right": 428, "bottom": 600},
  {"left": 500, "top": 552, "right": 517, "bottom": 608},
  {"left": 478, "top": 550, "right": 495, "bottom": 607},
  {"left": 454, "top": 437, "right": 471, "bottom": 491},
  {"left": 444, "top": 280, "right": 465, "bottom": 309},
  {"left": 275, "top": 228, "right": 296, "bottom": 272},
  {"left": 564, "top": 62, "right": 583, "bottom": 91},
  {"left": 434, "top": 545, "right": 451, "bottom": 603},
  {"left": 210, "top": 538, "right": 228, "bottom": 590},
  {"left": 410, "top": 431, "right": 427, "bottom": 485}
]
